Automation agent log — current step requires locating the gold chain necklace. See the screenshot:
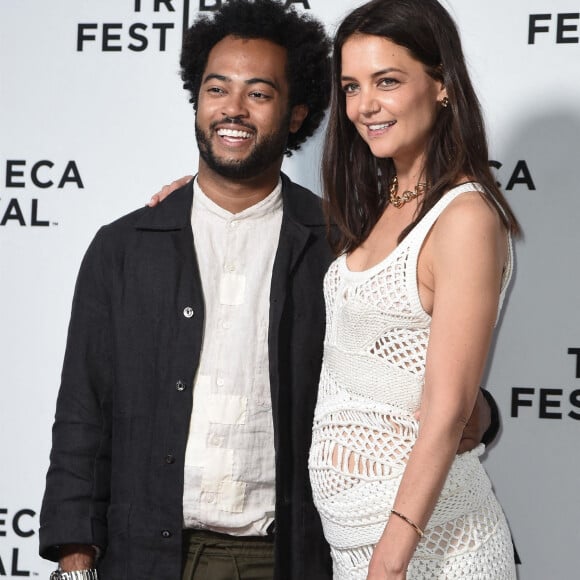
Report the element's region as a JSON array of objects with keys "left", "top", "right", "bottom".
[{"left": 389, "top": 175, "right": 428, "bottom": 208}]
